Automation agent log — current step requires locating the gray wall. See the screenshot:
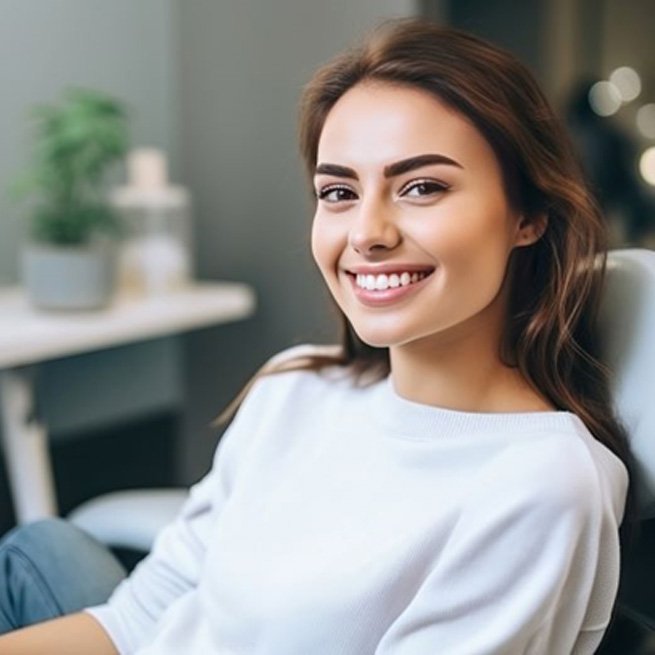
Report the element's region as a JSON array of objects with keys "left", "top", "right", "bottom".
[{"left": 434, "top": 0, "right": 547, "bottom": 85}]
